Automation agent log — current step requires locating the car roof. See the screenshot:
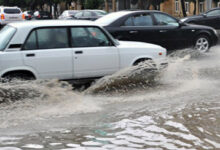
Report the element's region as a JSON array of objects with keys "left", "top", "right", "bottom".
[
  {"left": 206, "top": 7, "right": 220, "bottom": 12},
  {"left": 9, "top": 20, "right": 96, "bottom": 29}
]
